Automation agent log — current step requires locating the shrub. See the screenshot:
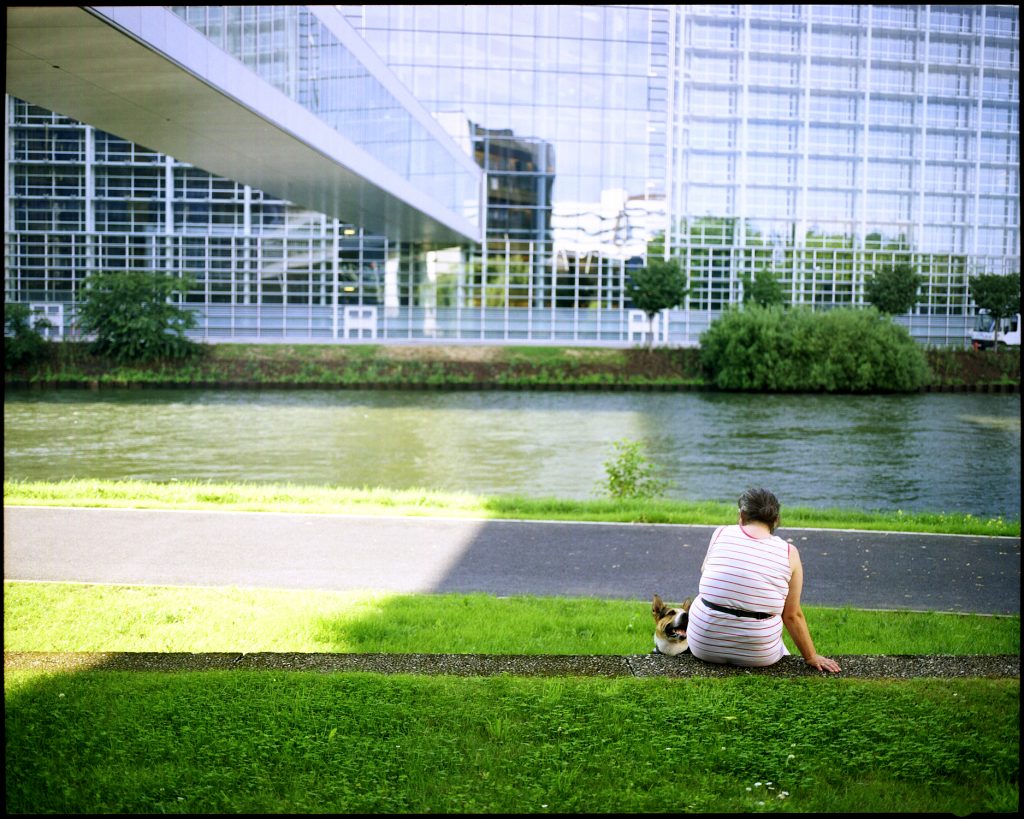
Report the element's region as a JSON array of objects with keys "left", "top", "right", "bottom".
[
  {"left": 75, "top": 270, "right": 199, "bottom": 363},
  {"left": 625, "top": 257, "right": 688, "bottom": 348},
  {"left": 597, "top": 438, "right": 672, "bottom": 500},
  {"left": 4, "top": 303, "right": 53, "bottom": 371},
  {"left": 864, "top": 263, "right": 923, "bottom": 315},
  {"left": 740, "top": 267, "right": 787, "bottom": 307},
  {"left": 970, "top": 272, "right": 1021, "bottom": 350},
  {"left": 699, "top": 305, "right": 931, "bottom": 393}
]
